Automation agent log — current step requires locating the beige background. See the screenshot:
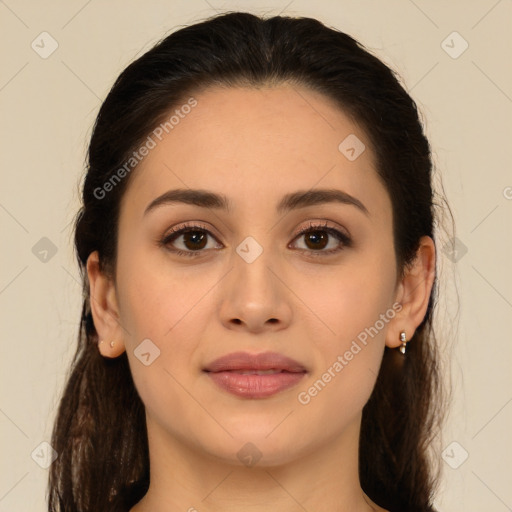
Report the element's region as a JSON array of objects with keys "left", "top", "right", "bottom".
[{"left": 1, "top": 1, "right": 511, "bottom": 510}]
